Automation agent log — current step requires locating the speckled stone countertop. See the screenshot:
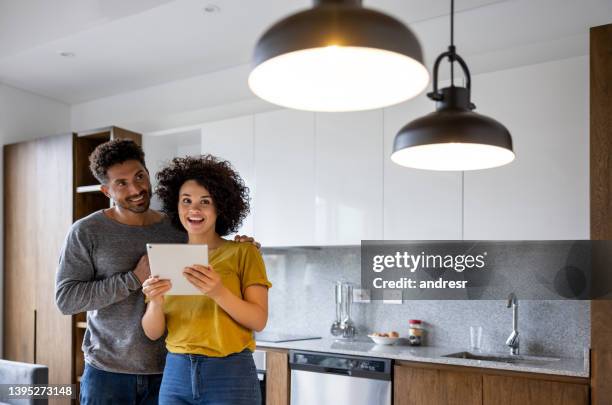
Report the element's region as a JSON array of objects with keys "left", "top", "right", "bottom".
[{"left": 256, "top": 337, "right": 589, "bottom": 378}]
